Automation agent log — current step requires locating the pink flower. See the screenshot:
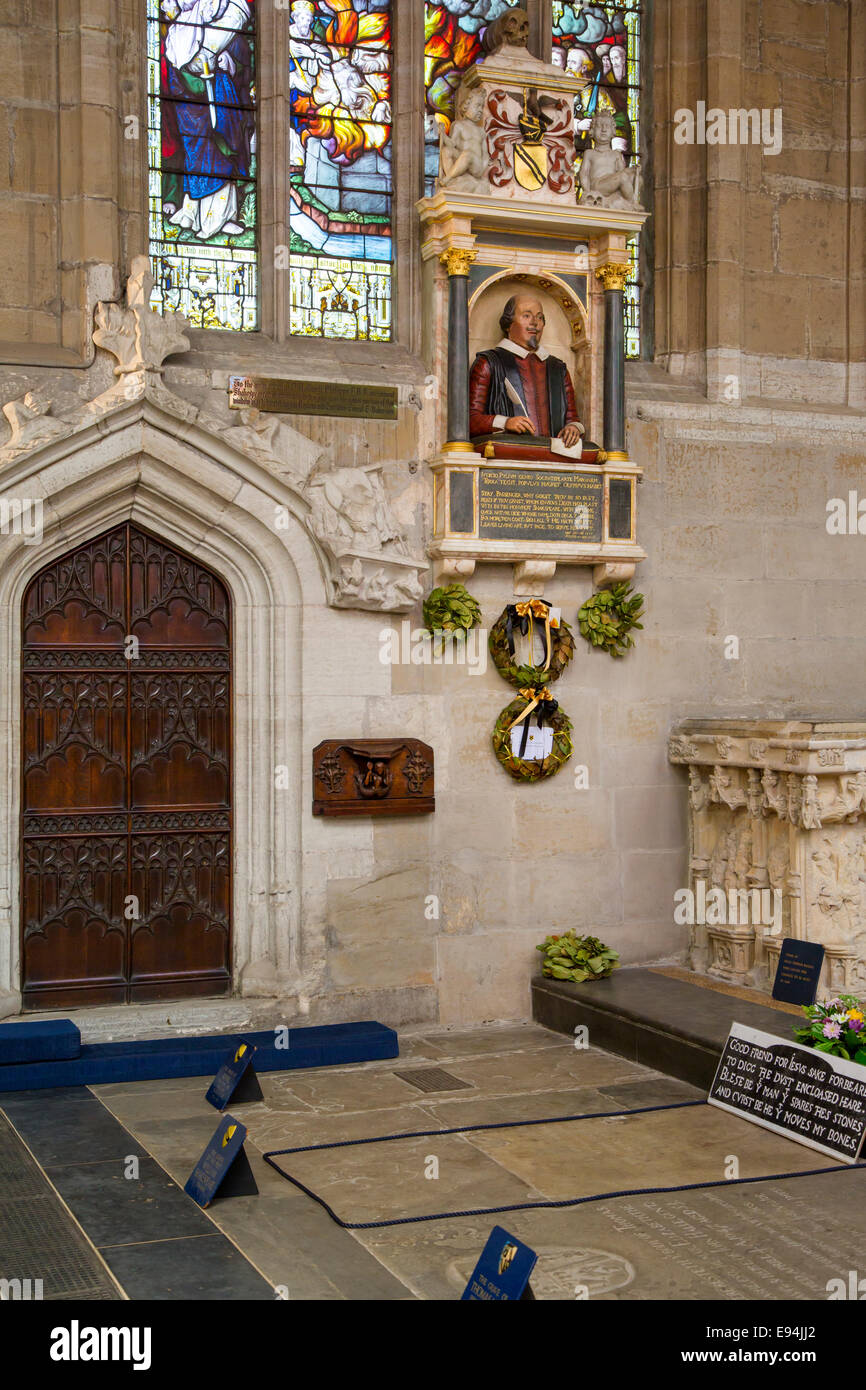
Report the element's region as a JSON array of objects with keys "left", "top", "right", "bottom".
[{"left": 822, "top": 1020, "right": 842, "bottom": 1039}]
